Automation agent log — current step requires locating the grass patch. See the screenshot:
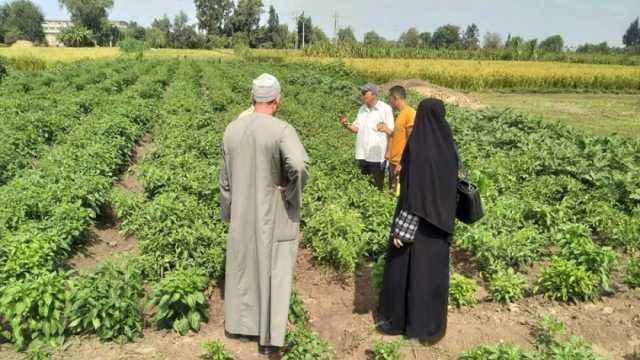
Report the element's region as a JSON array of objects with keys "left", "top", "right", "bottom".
[{"left": 475, "top": 92, "right": 640, "bottom": 137}]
